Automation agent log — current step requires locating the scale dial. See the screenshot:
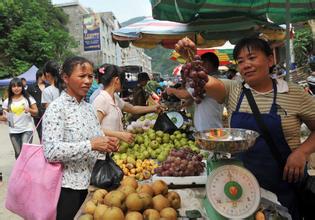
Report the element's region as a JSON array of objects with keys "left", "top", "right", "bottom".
[{"left": 206, "top": 165, "right": 260, "bottom": 219}]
